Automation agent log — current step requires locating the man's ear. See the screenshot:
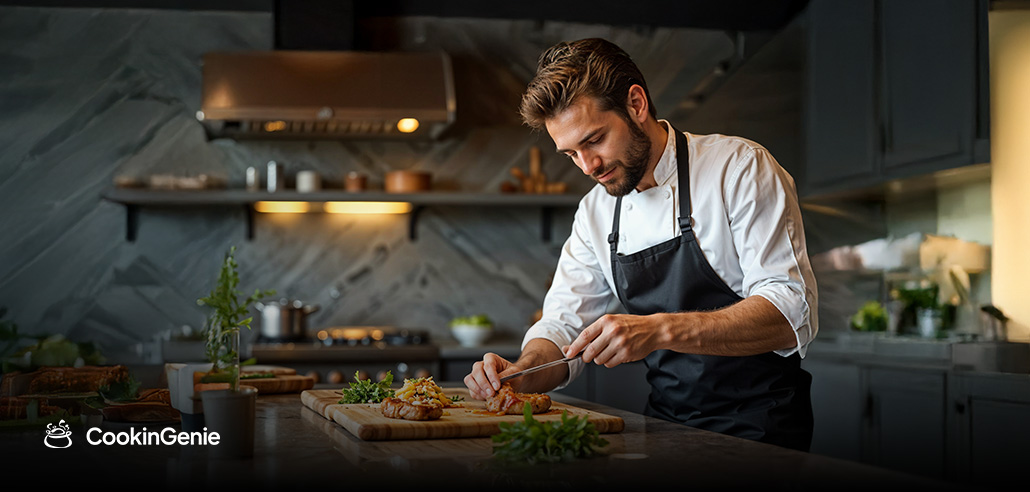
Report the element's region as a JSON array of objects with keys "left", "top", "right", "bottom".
[{"left": 626, "top": 84, "right": 650, "bottom": 124}]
